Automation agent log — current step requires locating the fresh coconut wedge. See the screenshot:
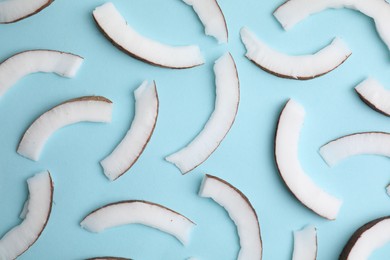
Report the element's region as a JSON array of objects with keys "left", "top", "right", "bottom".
[
  {"left": 199, "top": 174, "right": 262, "bottom": 260},
  {"left": 0, "top": 0, "right": 53, "bottom": 23},
  {"left": 275, "top": 99, "right": 342, "bottom": 220},
  {"left": 0, "top": 171, "right": 53, "bottom": 259},
  {"left": 17, "top": 96, "right": 113, "bottom": 161},
  {"left": 355, "top": 78, "right": 390, "bottom": 116},
  {"left": 86, "top": 258, "right": 131, "bottom": 260},
  {"left": 101, "top": 81, "right": 158, "bottom": 181},
  {"left": 292, "top": 225, "right": 317, "bottom": 260},
  {"left": 340, "top": 216, "right": 390, "bottom": 259},
  {"left": 273, "top": 0, "right": 390, "bottom": 50},
  {"left": 92, "top": 2, "right": 204, "bottom": 69},
  {"left": 240, "top": 27, "right": 351, "bottom": 80},
  {"left": 182, "top": 0, "right": 228, "bottom": 43},
  {"left": 0, "top": 50, "right": 83, "bottom": 97},
  {"left": 166, "top": 53, "right": 239, "bottom": 174},
  {"left": 319, "top": 132, "right": 390, "bottom": 167},
  {"left": 386, "top": 184, "right": 390, "bottom": 197},
  {"left": 80, "top": 200, "right": 195, "bottom": 245}
]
